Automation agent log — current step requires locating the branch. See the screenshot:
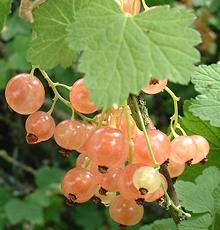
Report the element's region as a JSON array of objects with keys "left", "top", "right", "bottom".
[
  {"left": 0, "top": 150, "right": 35, "bottom": 175},
  {"left": 128, "top": 94, "right": 182, "bottom": 224}
]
